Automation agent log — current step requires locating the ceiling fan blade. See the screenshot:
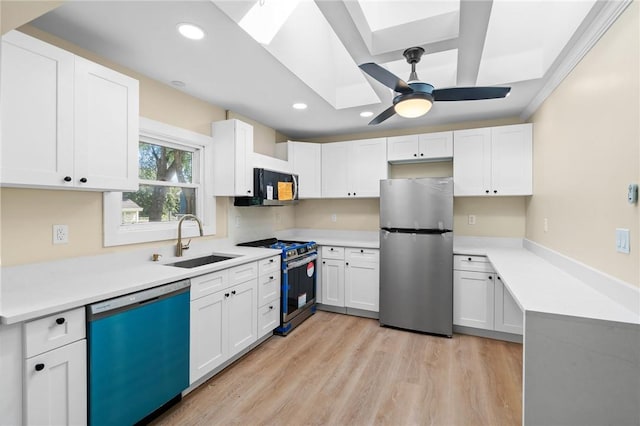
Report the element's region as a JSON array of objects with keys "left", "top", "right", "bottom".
[
  {"left": 359, "top": 63, "right": 413, "bottom": 94},
  {"left": 369, "top": 105, "right": 396, "bottom": 125},
  {"left": 432, "top": 87, "right": 511, "bottom": 101}
]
